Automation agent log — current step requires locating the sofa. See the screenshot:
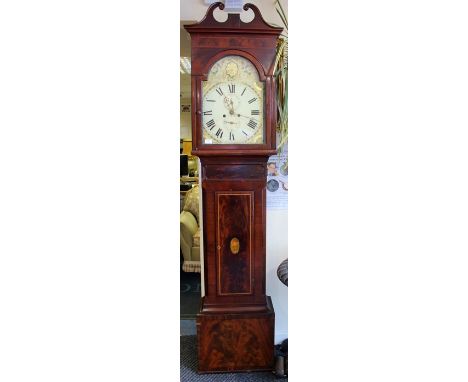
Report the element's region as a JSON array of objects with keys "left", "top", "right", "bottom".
[{"left": 180, "top": 185, "right": 201, "bottom": 273}]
